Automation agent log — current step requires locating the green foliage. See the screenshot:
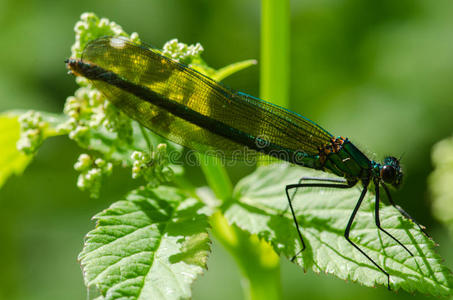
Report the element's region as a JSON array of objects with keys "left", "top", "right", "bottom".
[
  {"left": 0, "top": 113, "right": 32, "bottom": 188},
  {"left": 1, "top": 10, "right": 452, "bottom": 300},
  {"left": 210, "top": 59, "right": 258, "bottom": 82},
  {"left": 430, "top": 135, "right": 453, "bottom": 233},
  {"left": 225, "top": 164, "right": 453, "bottom": 295},
  {"left": 2, "top": 12, "right": 260, "bottom": 300},
  {"left": 79, "top": 186, "right": 210, "bottom": 300},
  {"left": 71, "top": 12, "right": 130, "bottom": 59},
  {"left": 0, "top": 111, "right": 66, "bottom": 188}
]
